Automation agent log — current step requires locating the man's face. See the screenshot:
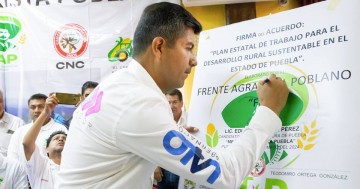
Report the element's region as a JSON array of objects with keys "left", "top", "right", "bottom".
[
  {"left": 83, "top": 87, "right": 95, "bottom": 99},
  {"left": 47, "top": 134, "right": 67, "bottom": 154},
  {"left": 158, "top": 28, "right": 197, "bottom": 91},
  {"left": 166, "top": 94, "right": 183, "bottom": 120},
  {"left": 0, "top": 93, "right": 4, "bottom": 118},
  {"left": 0, "top": 28, "right": 10, "bottom": 41},
  {"left": 28, "top": 99, "right": 46, "bottom": 121}
]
